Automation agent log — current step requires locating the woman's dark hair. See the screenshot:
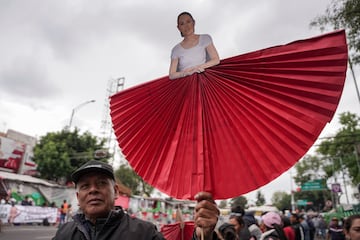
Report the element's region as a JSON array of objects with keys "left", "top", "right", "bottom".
[
  {"left": 273, "top": 223, "right": 288, "bottom": 240},
  {"left": 344, "top": 214, "right": 360, "bottom": 232},
  {"left": 282, "top": 216, "right": 291, "bottom": 227},
  {"left": 229, "top": 214, "right": 245, "bottom": 226},
  {"left": 218, "top": 223, "right": 238, "bottom": 240},
  {"left": 177, "top": 12, "right": 195, "bottom": 37},
  {"left": 177, "top": 11, "right": 194, "bottom": 24},
  {"left": 231, "top": 205, "right": 245, "bottom": 216}
]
